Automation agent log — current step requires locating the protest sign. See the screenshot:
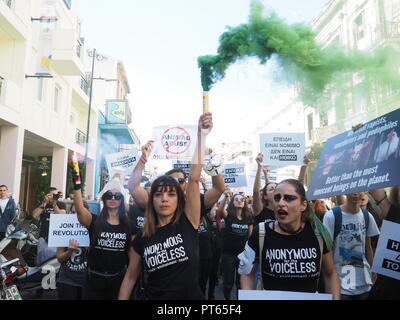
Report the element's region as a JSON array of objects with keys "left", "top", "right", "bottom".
[
  {"left": 105, "top": 148, "right": 139, "bottom": 175},
  {"left": 152, "top": 125, "right": 198, "bottom": 160},
  {"left": 372, "top": 220, "right": 400, "bottom": 280},
  {"left": 48, "top": 214, "right": 89, "bottom": 248},
  {"left": 260, "top": 133, "right": 305, "bottom": 167},
  {"left": 239, "top": 290, "right": 332, "bottom": 300},
  {"left": 223, "top": 163, "right": 247, "bottom": 188},
  {"left": 172, "top": 160, "right": 191, "bottom": 177},
  {"left": 307, "top": 109, "right": 400, "bottom": 200}
]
